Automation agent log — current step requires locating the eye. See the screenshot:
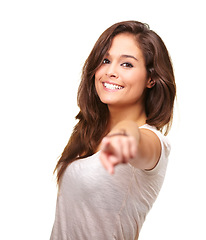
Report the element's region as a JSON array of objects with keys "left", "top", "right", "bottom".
[
  {"left": 102, "top": 58, "right": 110, "bottom": 64},
  {"left": 121, "top": 62, "right": 133, "bottom": 68}
]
